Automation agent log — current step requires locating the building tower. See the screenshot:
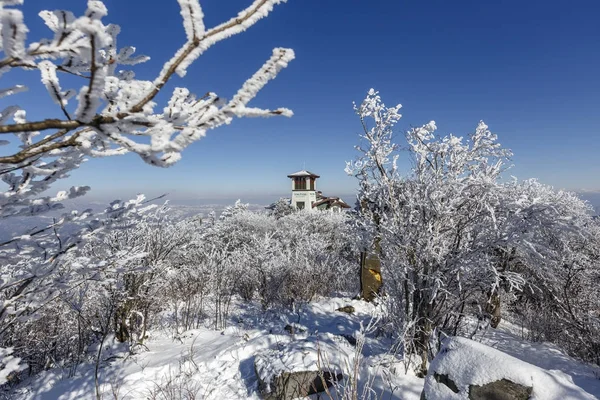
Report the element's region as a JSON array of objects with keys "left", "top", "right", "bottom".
[{"left": 287, "top": 170, "right": 319, "bottom": 209}]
